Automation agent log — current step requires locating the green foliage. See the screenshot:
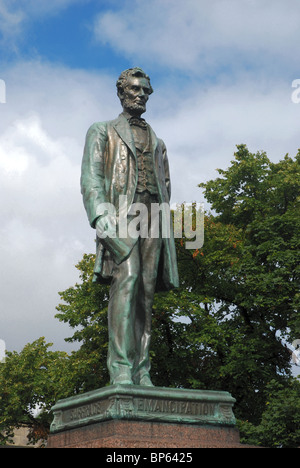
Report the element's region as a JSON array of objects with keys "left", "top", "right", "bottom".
[
  {"left": 0, "top": 338, "right": 72, "bottom": 446},
  {"left": 238, "top": 378, "right": 300, "bottom": 448},
  {"left": 1, "top": 145, "right": 299, "bottom": 447},
  {"left": 55, "top": 254, "right": 110, "bottom": 391},
  {"left": 198, "top": 145, "right": 300, "bottom": 345},
  {"left": 194, "top": 144, "right": 300, "bottom": 430}
]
